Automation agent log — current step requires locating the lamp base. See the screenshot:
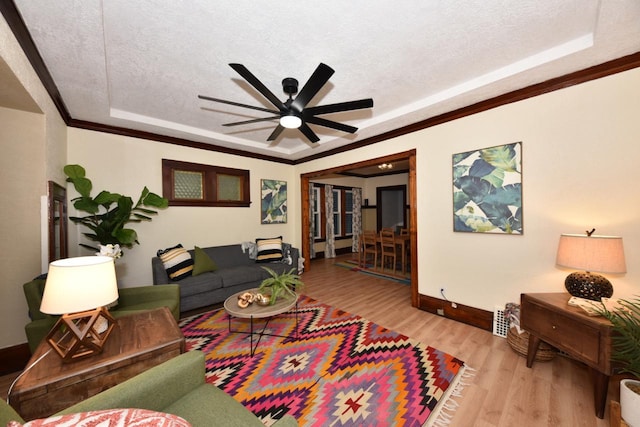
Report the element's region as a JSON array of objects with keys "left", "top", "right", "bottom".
[
  {"left": 45, "top": 307, "right": 116, "bottom": 362},
  {"left": 564, "top": 271, "right": 613, "bottom": 301}
]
